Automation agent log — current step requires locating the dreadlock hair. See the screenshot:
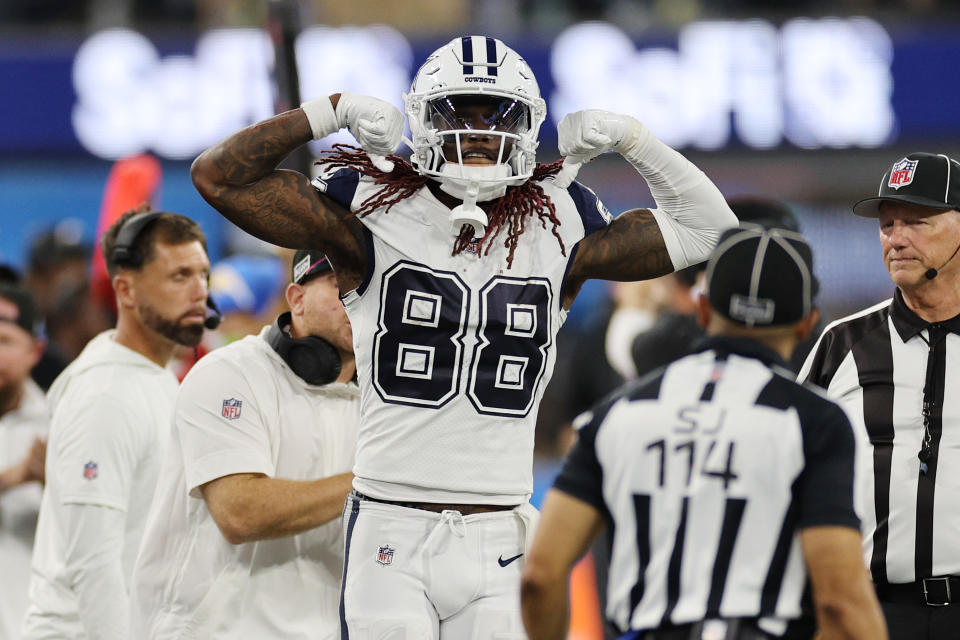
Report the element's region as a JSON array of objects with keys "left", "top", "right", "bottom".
[{"left": 314, "top": 144, "right": 566, "bottom": 268}]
